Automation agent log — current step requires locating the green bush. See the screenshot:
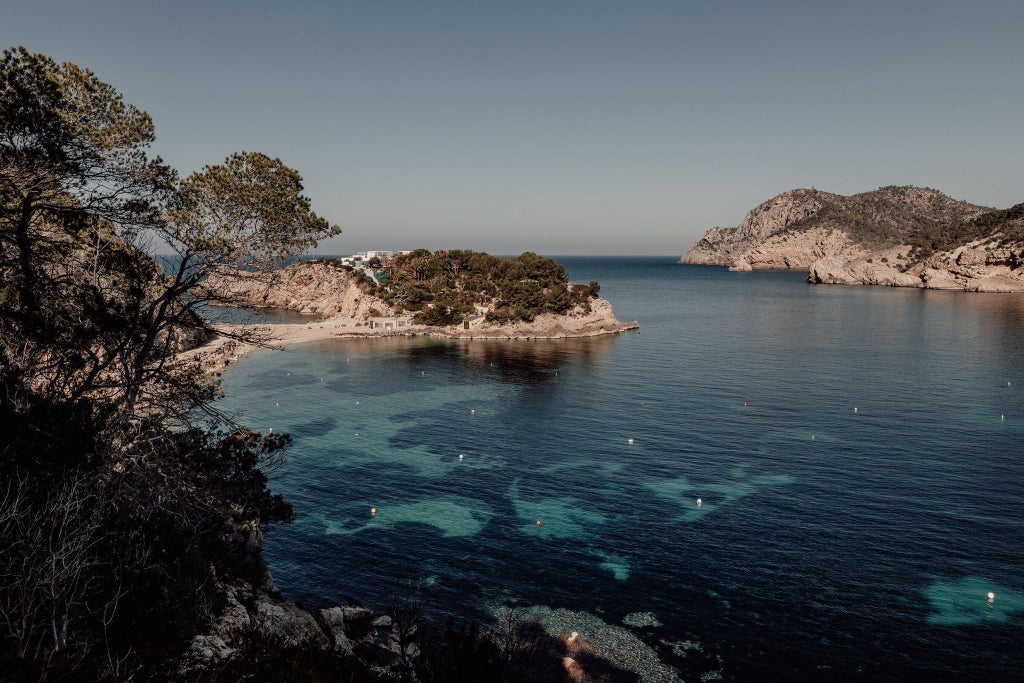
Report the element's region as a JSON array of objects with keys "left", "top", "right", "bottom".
[{"left": 377, "top": 250, "right": 596, "bottom": 324}]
